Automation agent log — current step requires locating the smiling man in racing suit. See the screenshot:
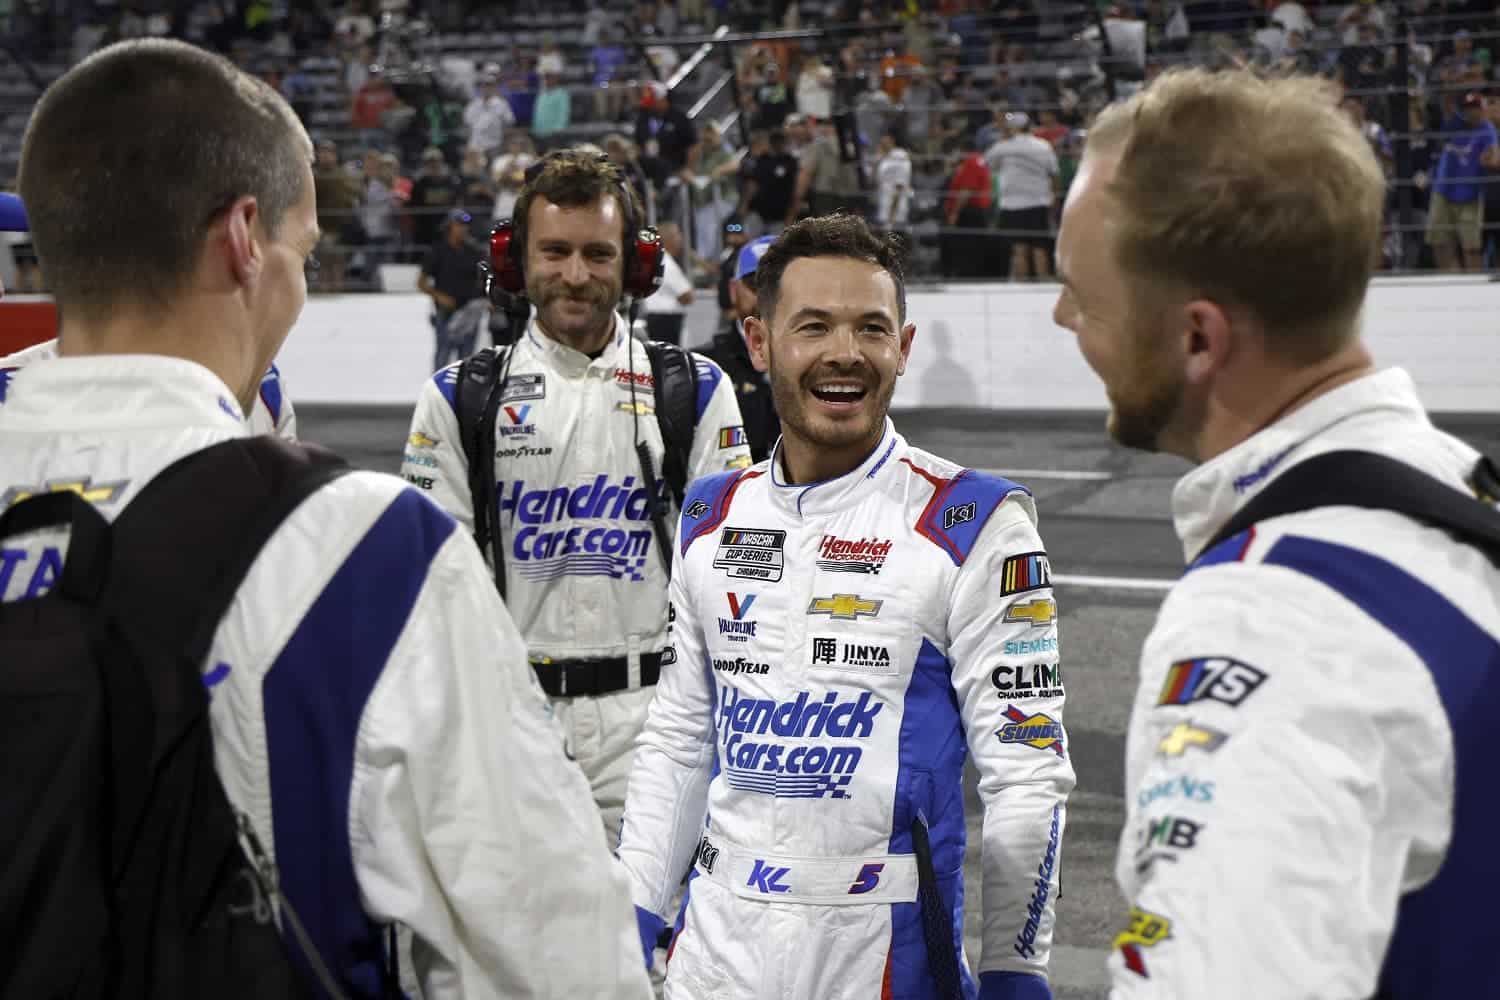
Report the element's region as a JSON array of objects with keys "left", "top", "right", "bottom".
[
  {"left": 402, "top": 150, "right": 751, "bottom": 842},
  {"left": 618, "top": 214, "right": 1075, "bottom": 1000}
]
